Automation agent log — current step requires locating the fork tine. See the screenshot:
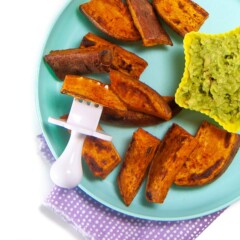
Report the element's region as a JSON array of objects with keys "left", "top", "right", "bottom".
[{"left": 67, "top": 98, "right": 103, "bottom": 131}]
